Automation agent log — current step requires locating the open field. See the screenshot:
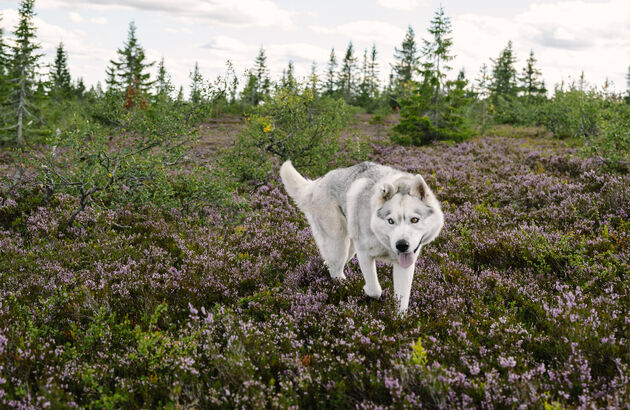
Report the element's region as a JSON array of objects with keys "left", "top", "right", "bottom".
[{"left": 0, "top": 116, "right": 628, "bottom": 408}]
